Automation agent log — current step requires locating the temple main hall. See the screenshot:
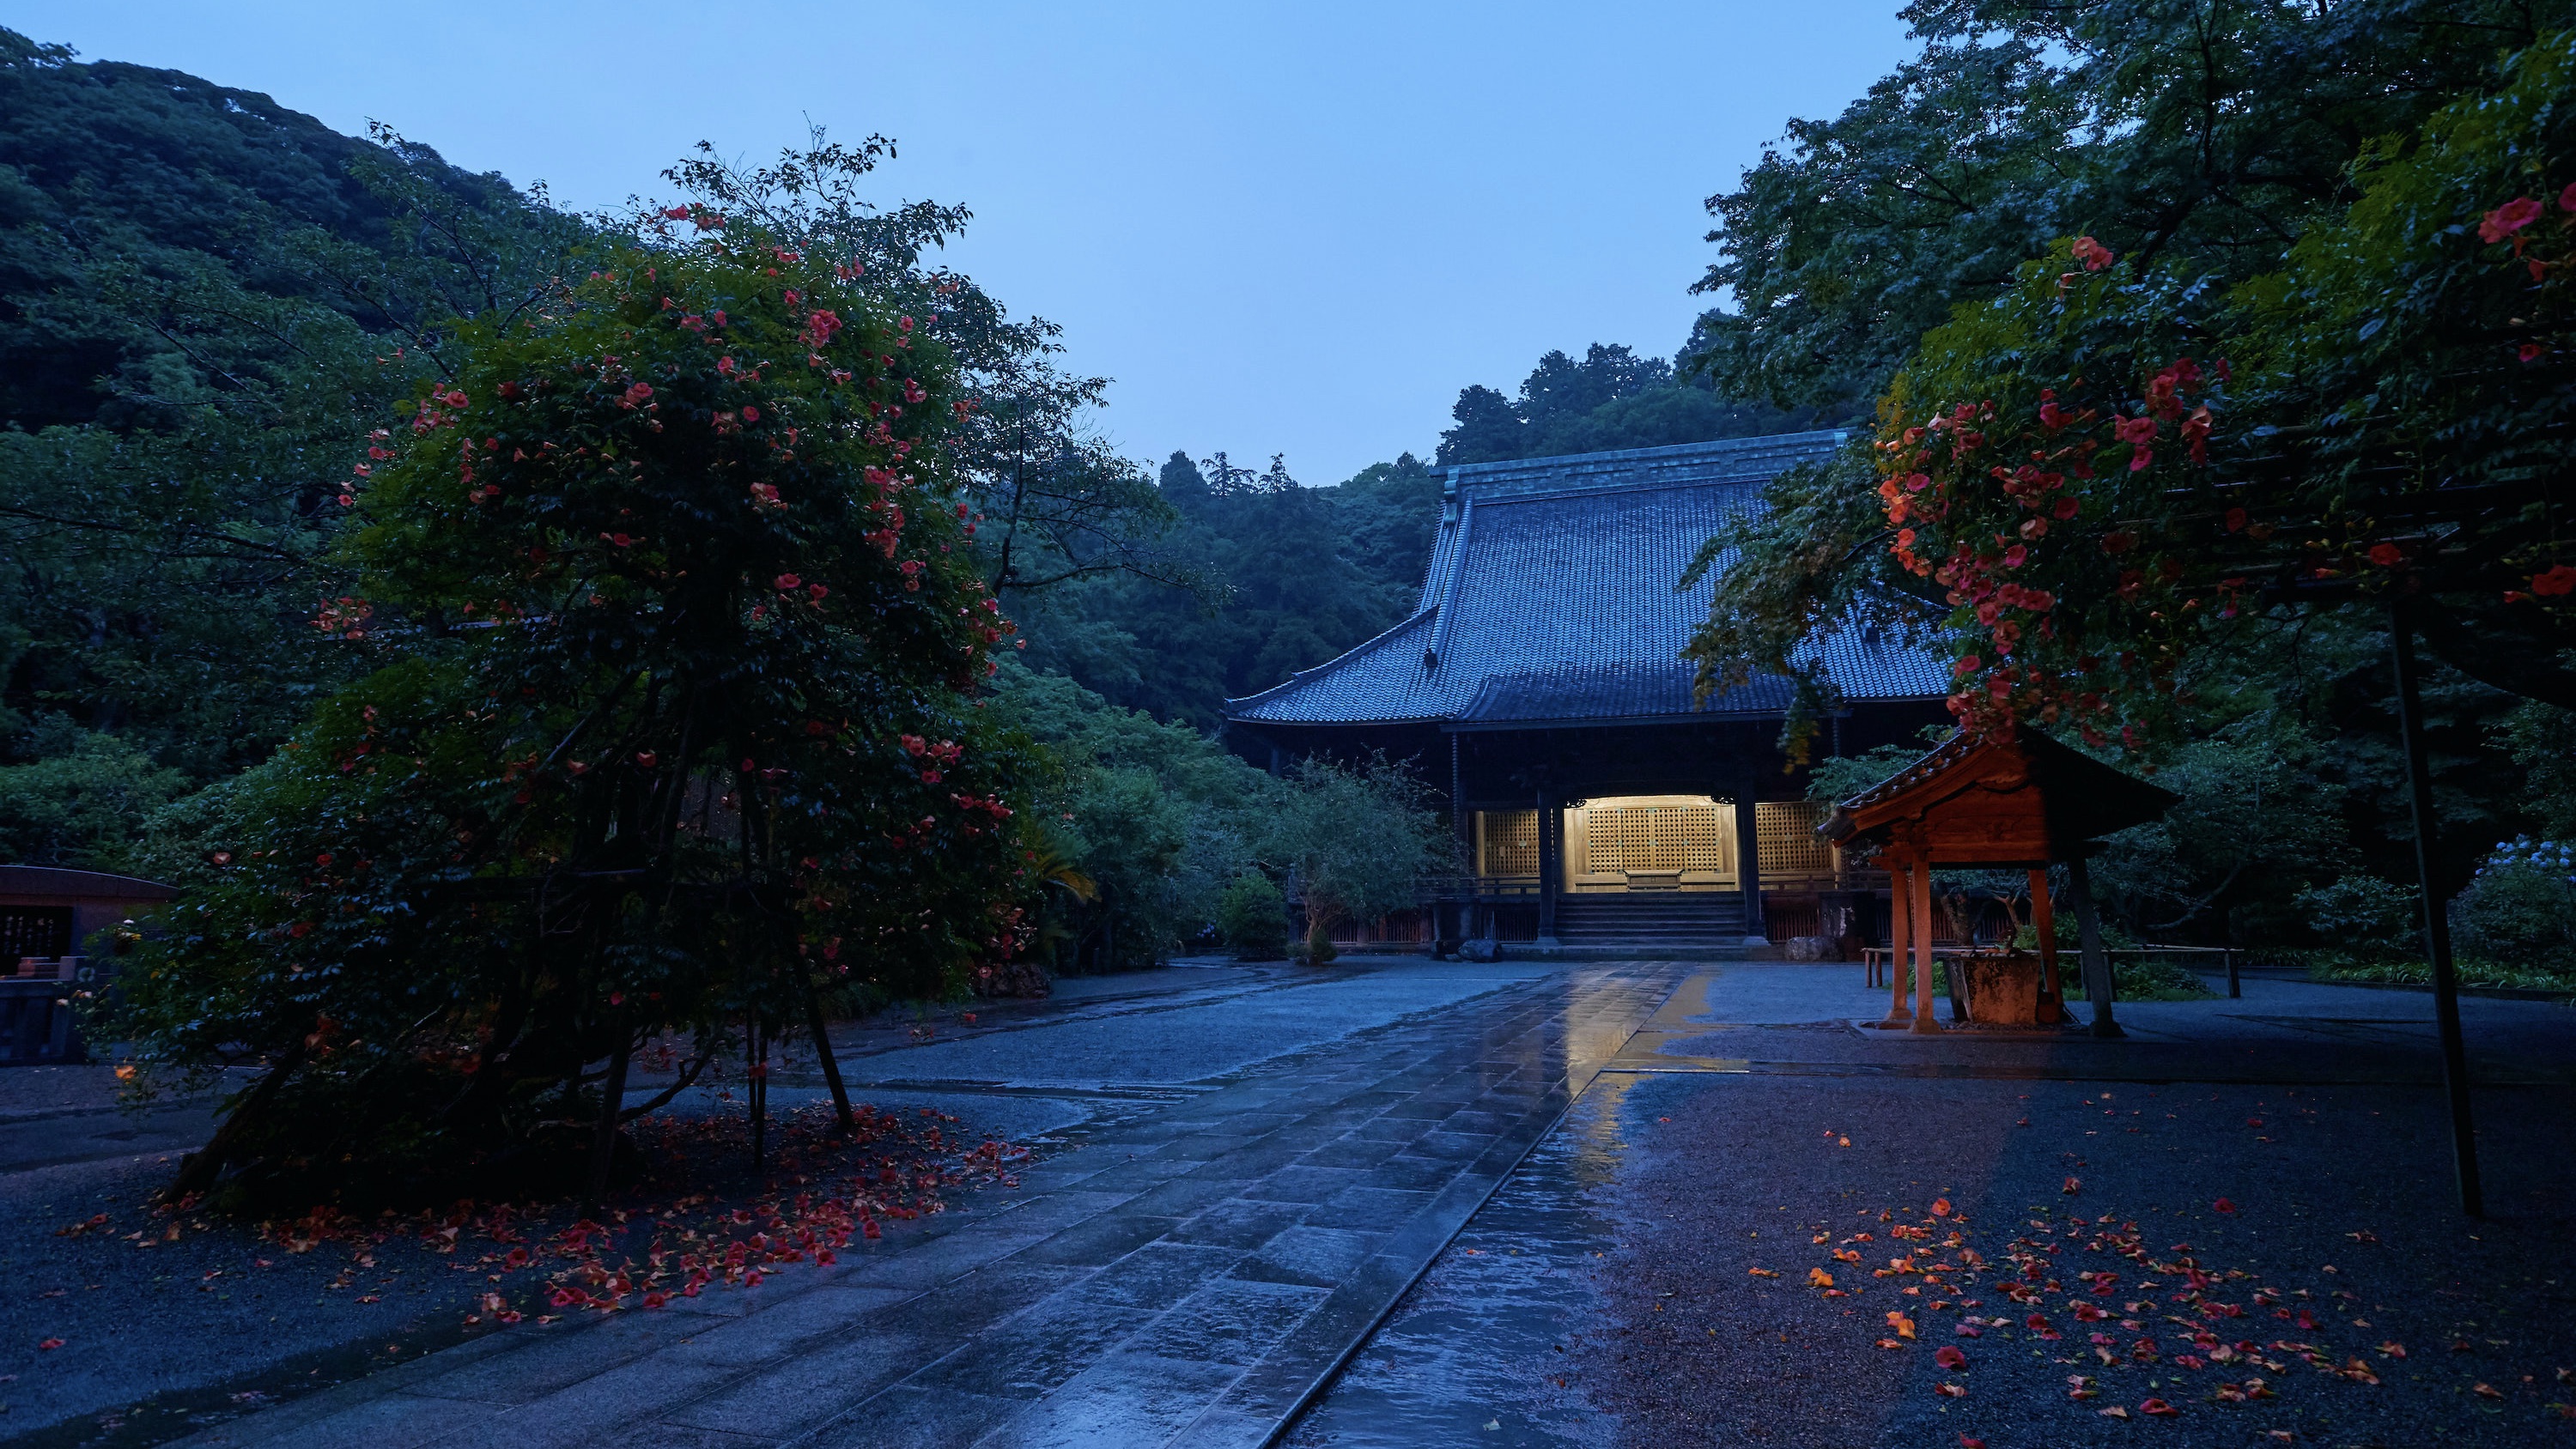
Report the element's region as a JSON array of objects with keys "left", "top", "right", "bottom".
[{"left": 1223, "top": 432, "right": 1948, "bottom": 955}]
